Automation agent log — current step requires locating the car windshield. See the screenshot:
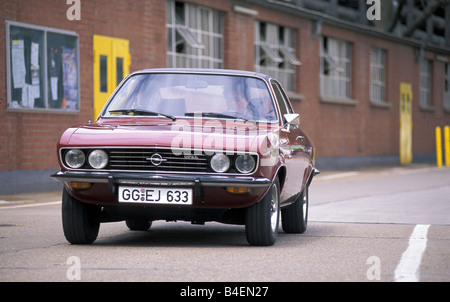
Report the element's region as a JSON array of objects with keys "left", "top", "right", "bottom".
[{"left": 102, "top": 73, "right": 278, "bottom": 122}]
